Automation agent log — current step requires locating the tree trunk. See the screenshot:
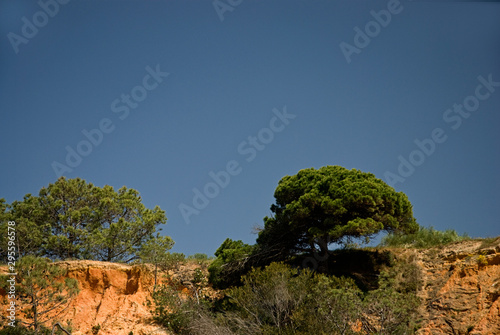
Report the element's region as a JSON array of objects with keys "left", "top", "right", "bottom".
[
  {"left": 51, "top": 322, "right": 71, "bottom": 335},
  {"left": 33, "top": 297, "right": 39, "bottom": 335},
  {"left": 153, "top": 261, "right": 158, "bottom": 294},
  {"left": 316, "top": 235, "right": 330, "bottom": 272}
]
